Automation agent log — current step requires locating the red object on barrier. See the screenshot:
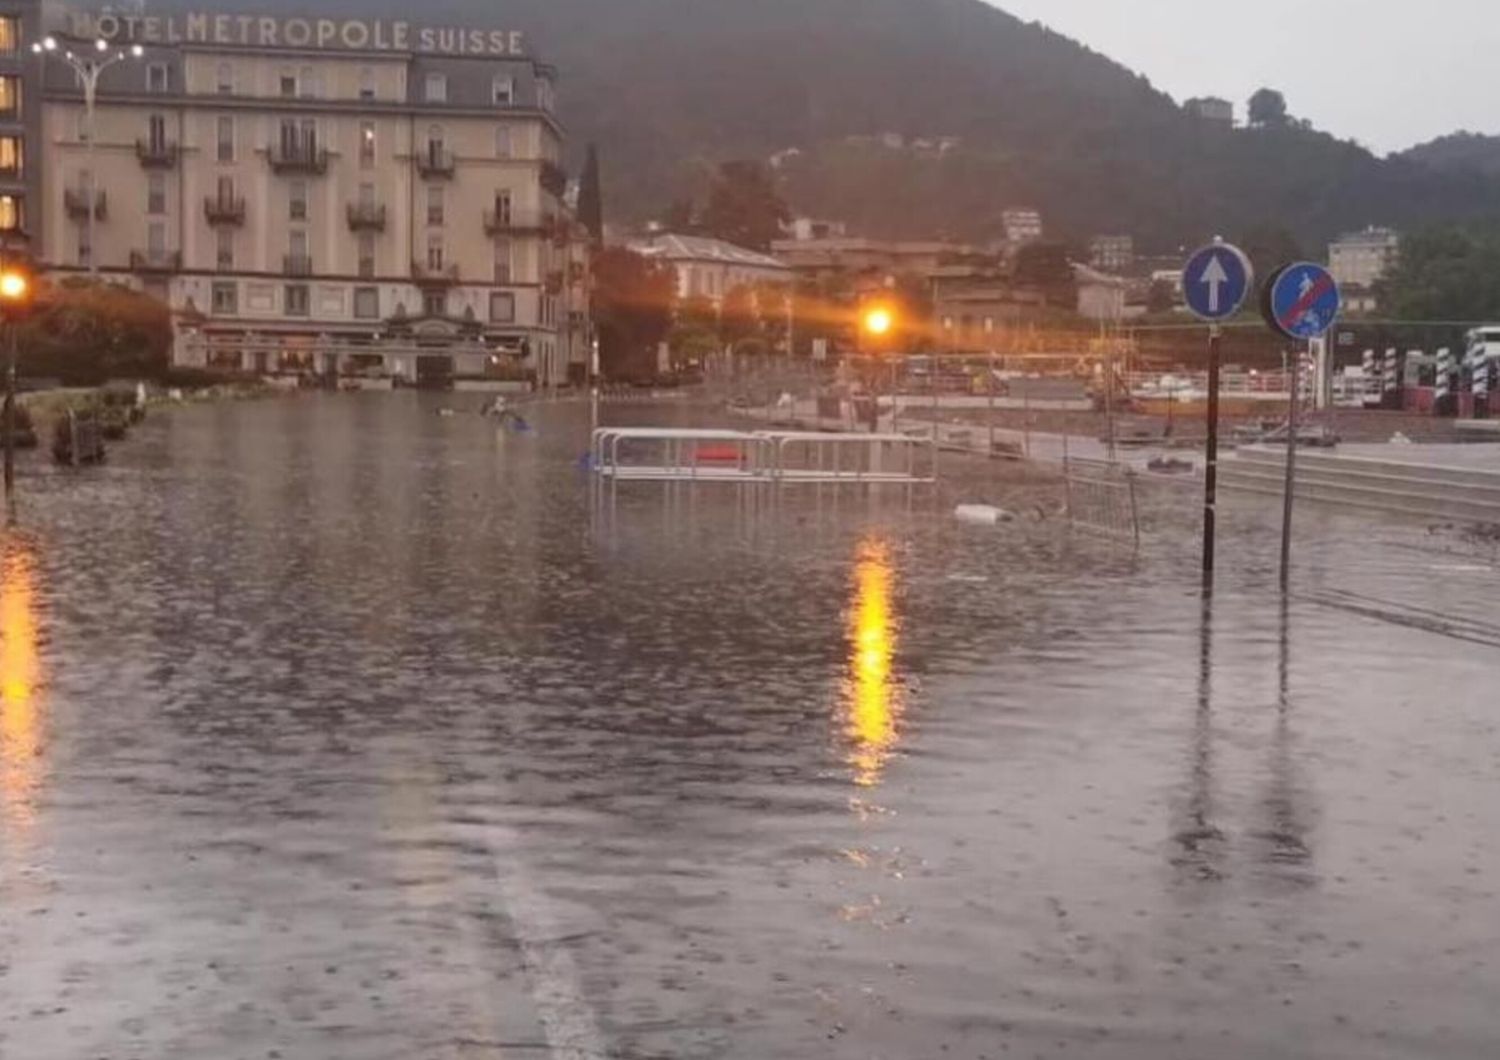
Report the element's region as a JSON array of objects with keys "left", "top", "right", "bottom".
[{"left": 695, "top": 444, "right": 742, "bottom": 464}]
